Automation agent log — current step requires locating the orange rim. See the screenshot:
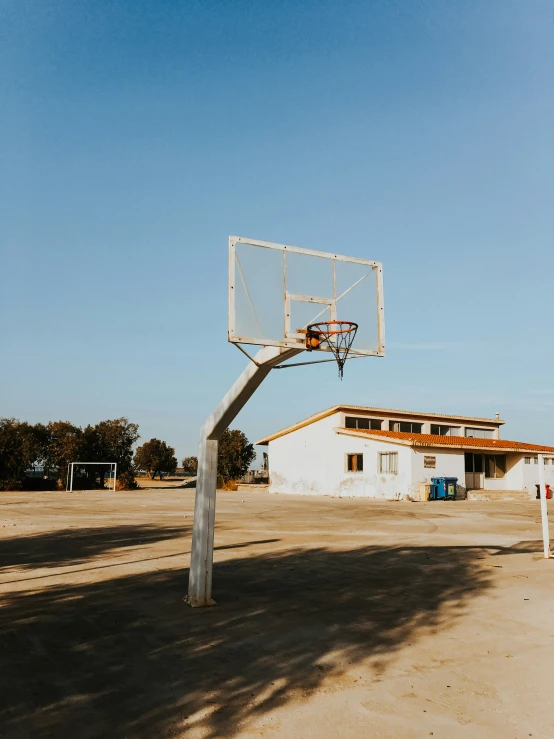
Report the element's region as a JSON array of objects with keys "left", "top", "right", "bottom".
[{"left": 306, "top": 321, "right": 358, "bottom": 336}]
